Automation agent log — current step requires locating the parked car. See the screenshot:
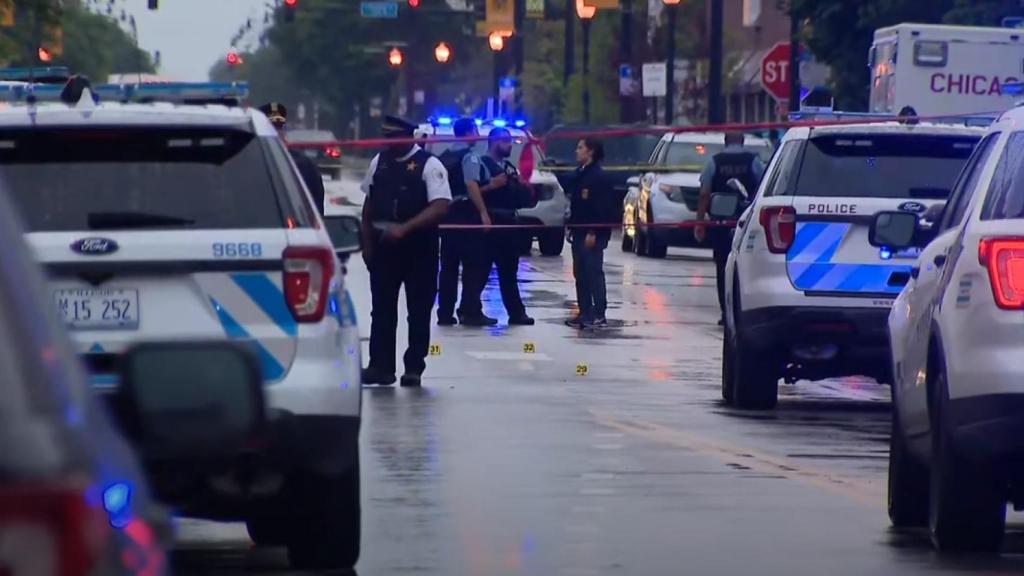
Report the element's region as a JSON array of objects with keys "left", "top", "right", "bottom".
[{"left": 287, "top": 128, "right": 343, "bottom": 180}]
